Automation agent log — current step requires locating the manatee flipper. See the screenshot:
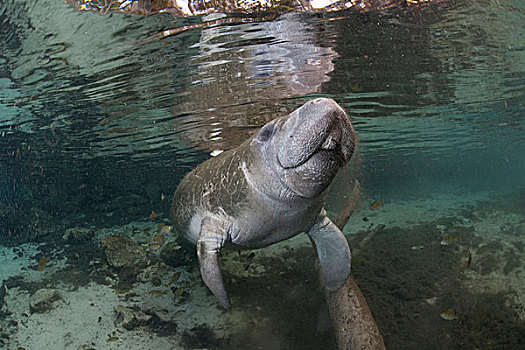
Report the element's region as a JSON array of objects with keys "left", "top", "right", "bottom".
[
  {"left": 308, "top": 215, "right": 351, "bottom": 291},
  {"left": 196, "top": 215, "right": 231, "bottom": 309}
]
